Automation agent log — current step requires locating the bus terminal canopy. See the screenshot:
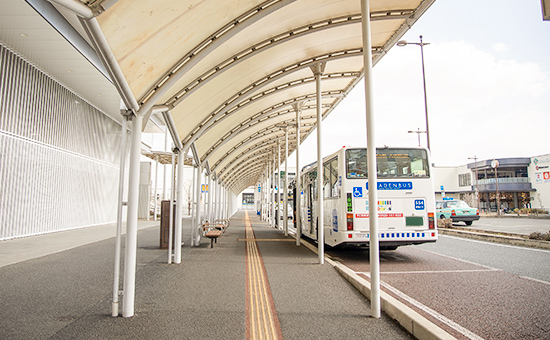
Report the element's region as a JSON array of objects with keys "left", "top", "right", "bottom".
[{"left": 53, "top": 0, "right": 434, "bottom": 193}]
